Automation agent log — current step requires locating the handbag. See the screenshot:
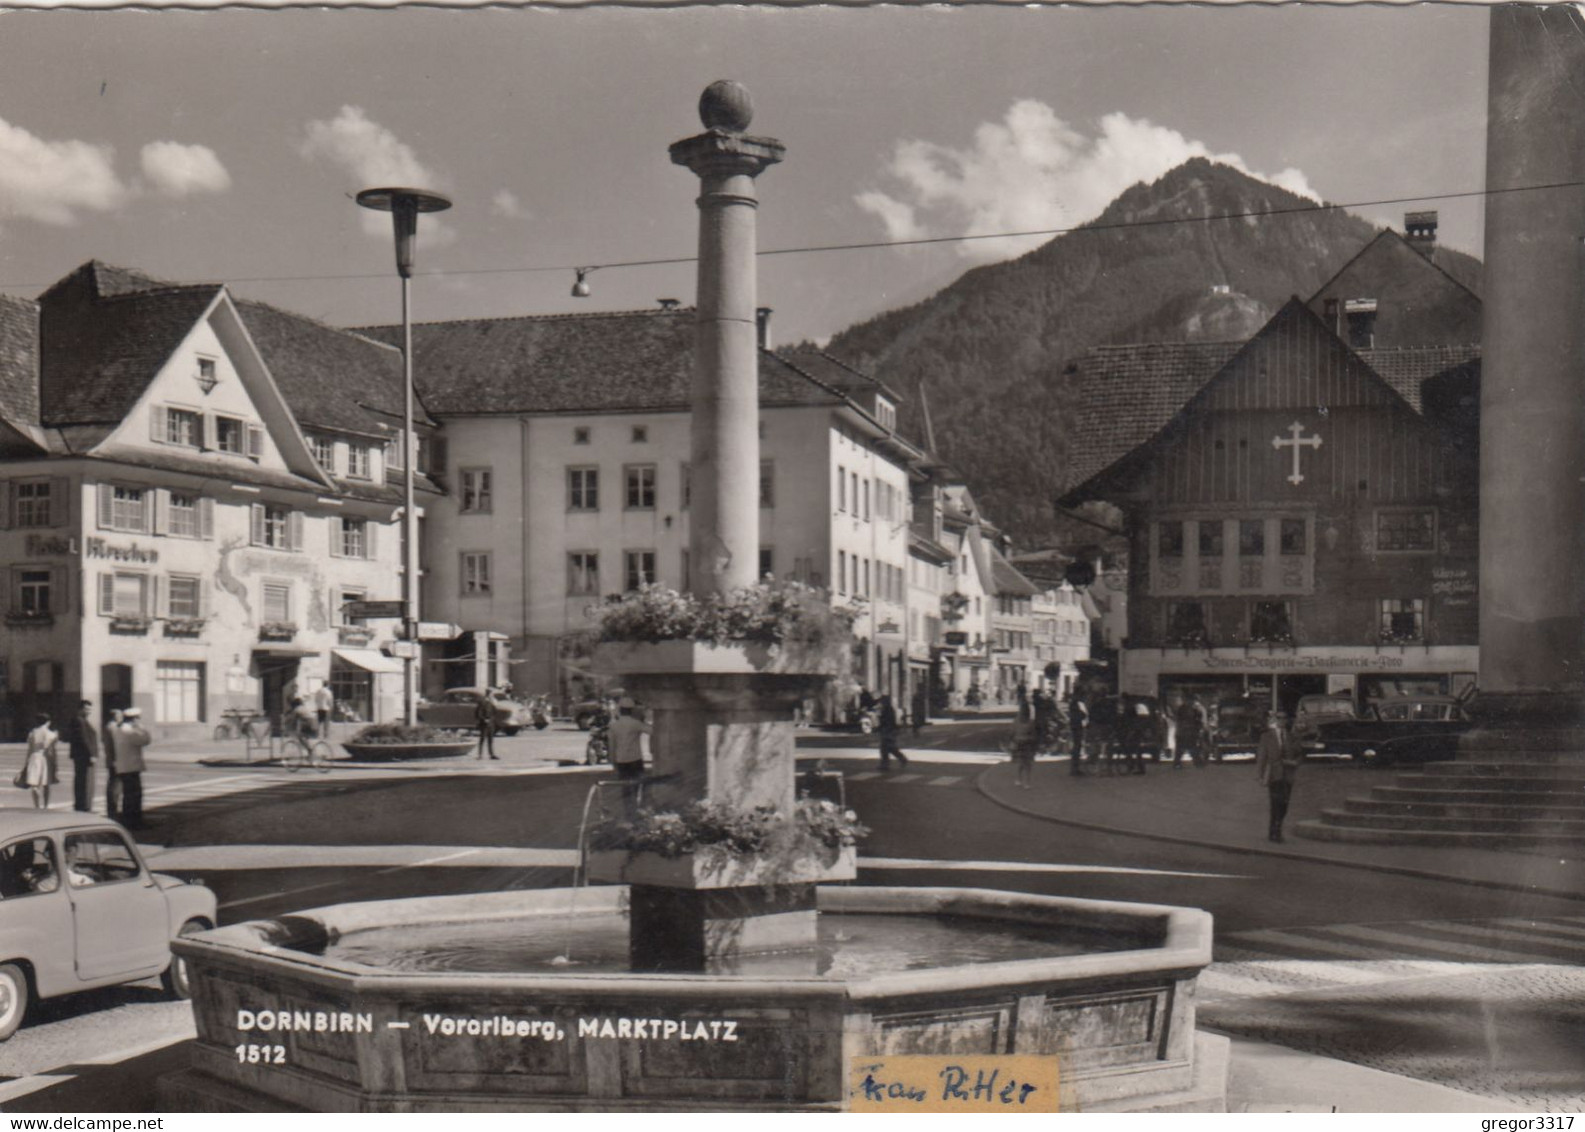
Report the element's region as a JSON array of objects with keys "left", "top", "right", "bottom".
[{"left": 12, "top": 768, "right": 27, "bottom": 789}]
